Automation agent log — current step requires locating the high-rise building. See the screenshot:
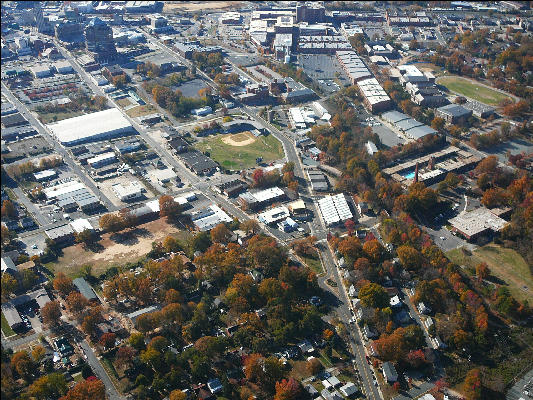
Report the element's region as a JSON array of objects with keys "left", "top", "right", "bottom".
[
  {"left": 295, "top": 3, "right": 325, "bottom": 23},
  {"left": 84, "top": 17, "right": 117, "bottom": 62},
  {"left": 33, "top": 1, "right": 52, "bottom": 34}
]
